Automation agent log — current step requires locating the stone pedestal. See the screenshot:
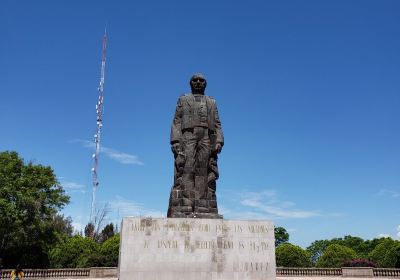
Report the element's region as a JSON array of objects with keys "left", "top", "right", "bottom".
[
  {"left": 342, "top": 267, "right": 374, "bottom": 278},
  {"left": 119, "top": 217, "right": 276, "bottom": 280}
]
